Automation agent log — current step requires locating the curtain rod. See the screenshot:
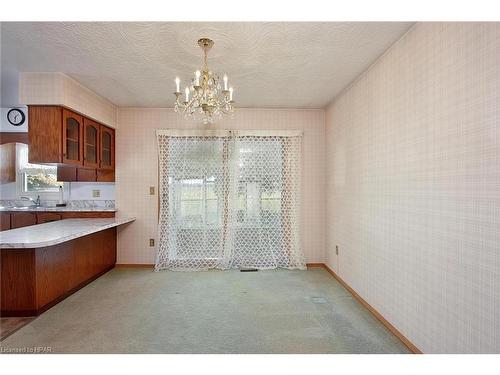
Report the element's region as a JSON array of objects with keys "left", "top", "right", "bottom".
[{"left": 156, "top": 129, "right": 303, "bottom": 137}]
